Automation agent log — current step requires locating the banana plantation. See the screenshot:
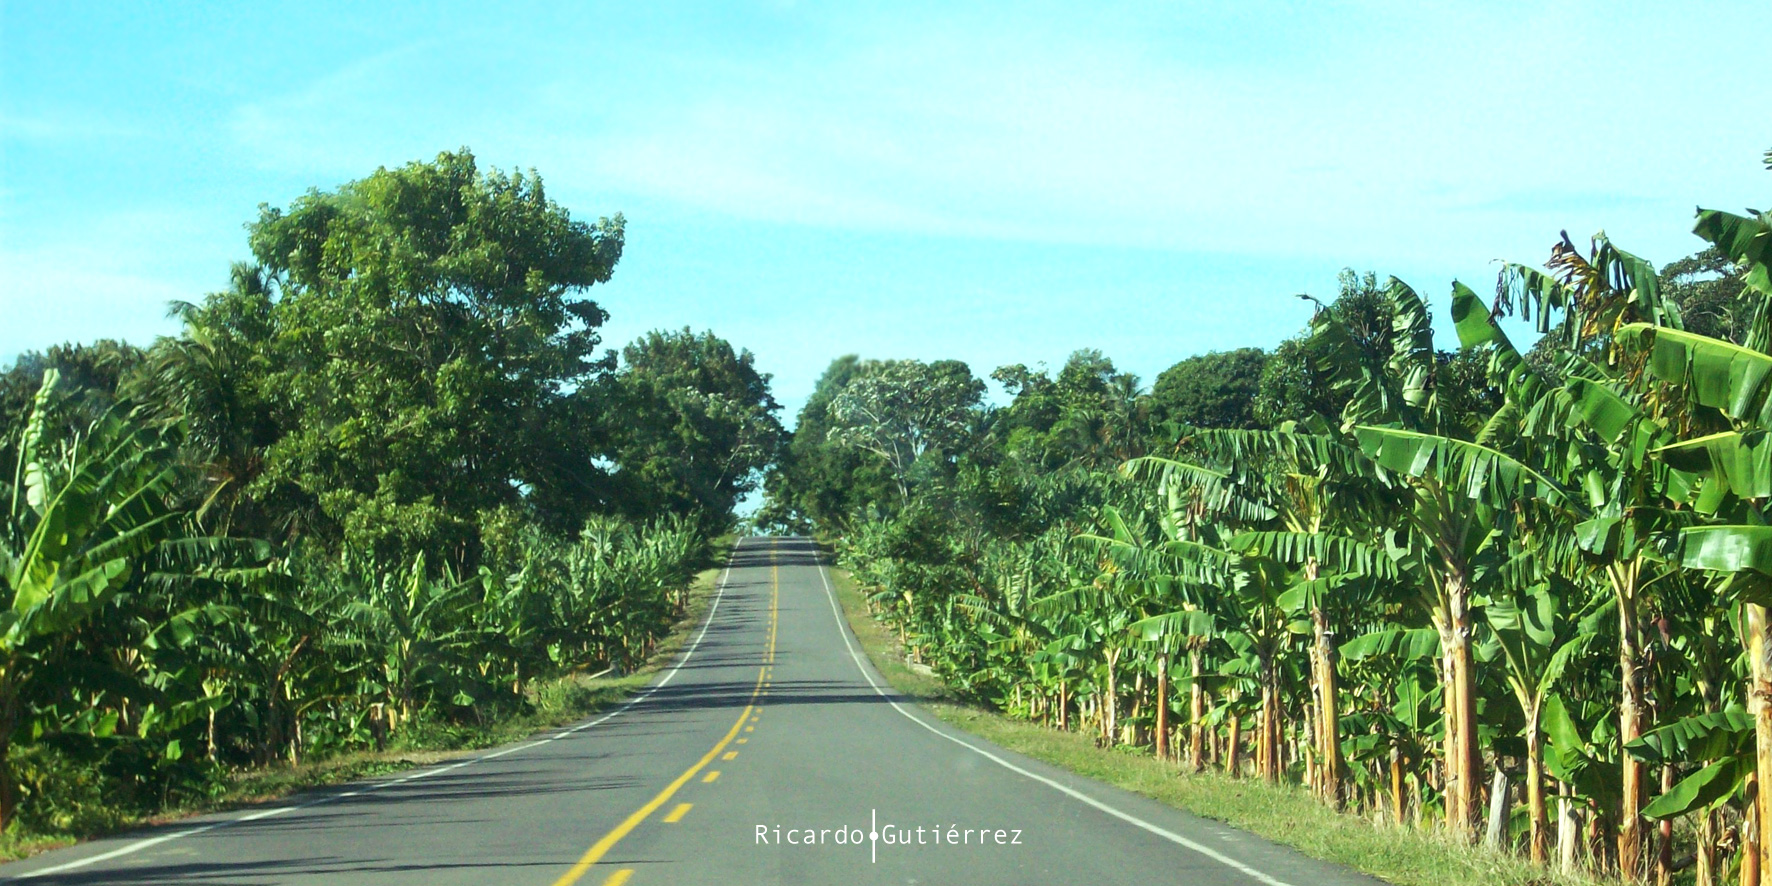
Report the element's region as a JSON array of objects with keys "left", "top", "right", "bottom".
[{"left": 780, "top": 154, "right": 1772, "bottom": 884}]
